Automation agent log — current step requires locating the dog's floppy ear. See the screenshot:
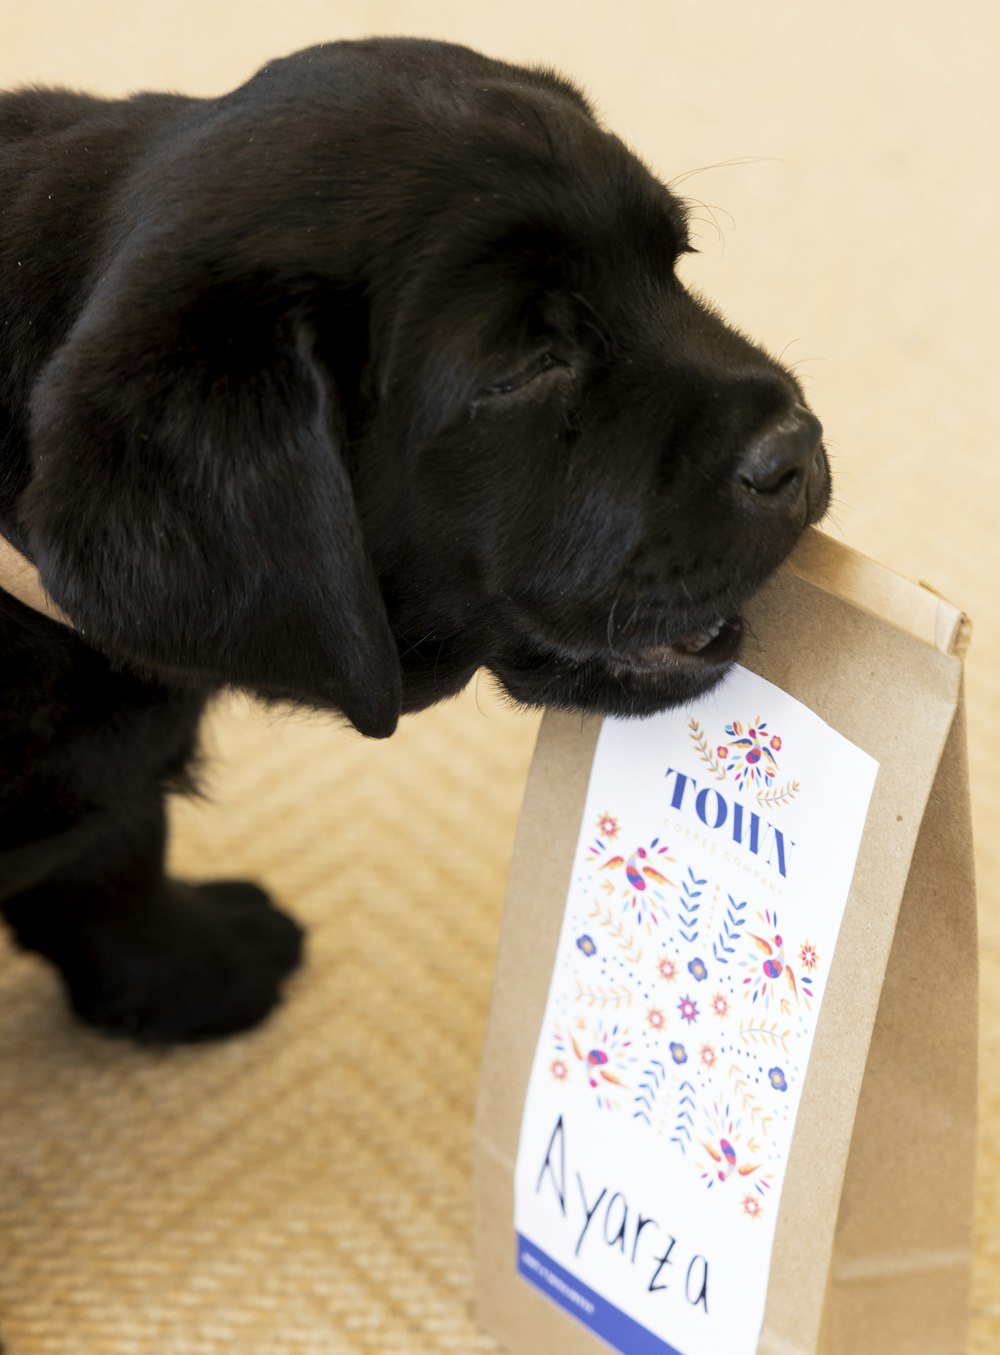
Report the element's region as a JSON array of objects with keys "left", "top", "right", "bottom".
[{"left": 21, "top": 274, "right": 401, "bottom": 738}]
